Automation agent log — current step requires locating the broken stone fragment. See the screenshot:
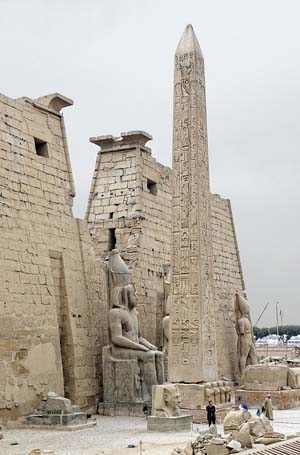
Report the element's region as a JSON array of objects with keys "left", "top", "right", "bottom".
[
  {"left": 28, "top": 450, "right": 55, "bottom": 455},
  {"left": 226, "top": 439, "right": 241, "bottom": 452}
]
